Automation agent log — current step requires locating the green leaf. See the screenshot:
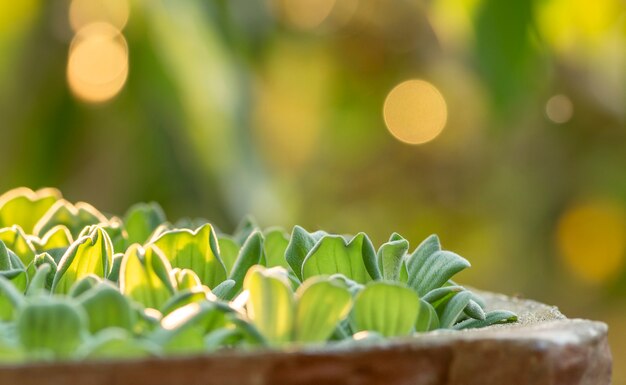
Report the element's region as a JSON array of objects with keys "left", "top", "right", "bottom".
[
  {"left": 17, "top": 297, "right": 87, "bottom": 359},
  {"left": 0, "top": 240, "right": 28, "bottom": 292},
  {"left": 351, "top": 281, "right": 420, "bottom": 337},
  {"left": 285, "top": 226, "right": 326, "bottom": 281},
  {"left": 302, "top": 233, "right": 379, "bottom": 283},
  {"left": 160, "top": 288, "right": 210, "bottom": 316},
  {"left": 0, "top": 275, "right": 25, "bottom": 321},
  {"left": 30, "top": 225, "right": 73, "bottom": 253},
  {"left": 422, "top": 286, "right": 465, "bottom": 303},
  {"left": 406, "top": 235, "right": 470, "bottom": 296},
  {"left": 232, "top": 215, "right": 259, "bottom": 245},
  {"left": 80, "top": 329, "right": 160, "bottom": 360},
  {"left": 151, "top": 223, "right": 227, "bottom": 288},
  {"left": 34, "top": 200, "right": 107, "bottom": 239},
  {"left": 107, "top": 253, "right": 124, "bottom": 282},
  {"left": 415, "top": 299, "right": 439, "bottom": 332},
  {"left": 68, "top": 275, "right": 102, "bottom": 298},
  {"left": 294, "top": 277, "right": 352, "bottom": 343},
  {"left": 0, "top": 187, "right": 61, "bottom": 235},
  {"left": 155, "top": 302, "right": 231, "bottom": 354},
  {"left": 211, "top": 279, "right": 235, "bottom": 300},
  {"left": 453, "top": 310, "right": 518, "bottom": 330},
  {"left": 243, "top": 266, "right": 294, "bottom": 346},
  {"left": 264, "top": 227, "right": 290, "bottom": 268},
  {"left": 25, "top": 263, "right": 52, "bottom": 296},
  {"left": 119, "top": 244, "right": 175, "bottom": 310},
  {"left": 52, "top": 227, "right": 113, "bottom": 294},
  {"left": 464, "top": 299, "right": 486, "bottom": 321},
  {"left": 438, "top": 291, "right": 473, "bottom": 328},
  {"left": 377, "top": 233, "right": 409, "bottom": 281},
  {"left": 217, "top": 236, "right": 239, "bottom": 274},
  {"left": 77, "top": 284, "right": 136, "bottom": 333},
  {"left": 0, "top": 226, "right": 36, "bottom": 267},
  {"left": 123, "top": 202, "right": 166, "bottom": 245},
  {"left": 171, "top": 268, "right": 203, "bottom": 291},
  {"left": 227, "top": 231, "right": 264, "bottom": 299}
]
